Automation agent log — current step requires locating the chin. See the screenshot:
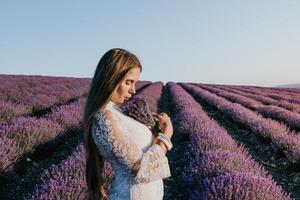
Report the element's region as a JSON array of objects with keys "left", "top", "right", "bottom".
[{"left": 118, "top": 101, "right": 125, "bottom": 106}]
